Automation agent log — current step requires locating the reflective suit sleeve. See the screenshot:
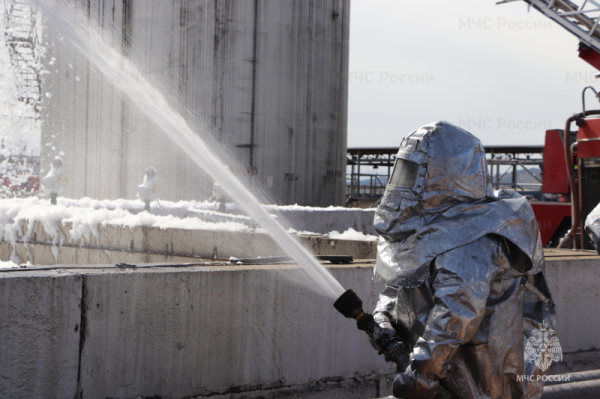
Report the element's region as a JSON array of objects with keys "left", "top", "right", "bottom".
[
  {"left": 412, "top": 239, "right": 495, "bottom": 380},
  {"left": 373, "top": 285, "right": 399, "bottom": 332}
]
